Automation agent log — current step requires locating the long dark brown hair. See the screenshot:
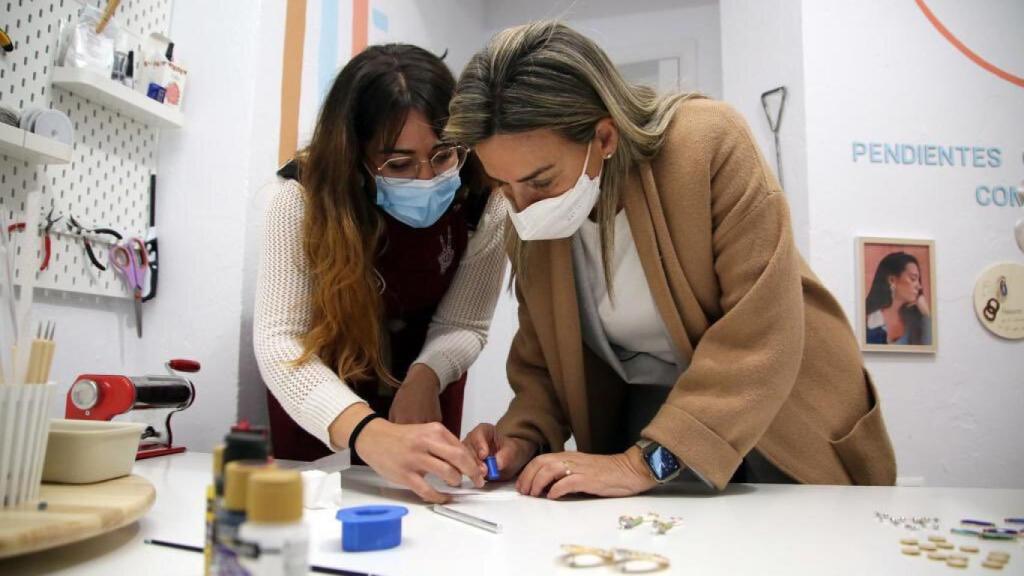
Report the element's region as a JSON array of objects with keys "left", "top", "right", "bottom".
[{"left": 294, "top": 44, "right": 471, "bottom": 384}]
